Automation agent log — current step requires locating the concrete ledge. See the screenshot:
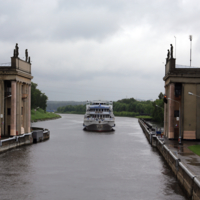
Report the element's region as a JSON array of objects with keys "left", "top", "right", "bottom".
[
  {"left": 179, "top": 162, "right": 195, "bottom": 197},
  {"left": 193, "top": 178, "right": 200, "bottom": 200},
  {"left": 138, "top": 119, "right": 200, "bottom": 199},
  {"left": 0, "top": 127, "right": 50, "bottom": 153}
]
